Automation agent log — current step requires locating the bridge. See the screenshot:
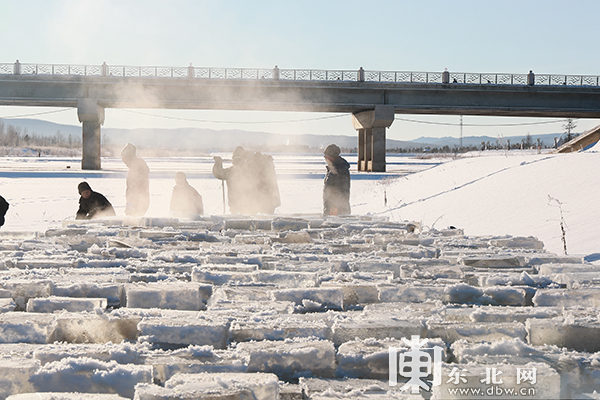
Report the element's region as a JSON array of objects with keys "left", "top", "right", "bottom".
[{"left": 2, "top": 60, "right": 600, "bottom": 171}]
